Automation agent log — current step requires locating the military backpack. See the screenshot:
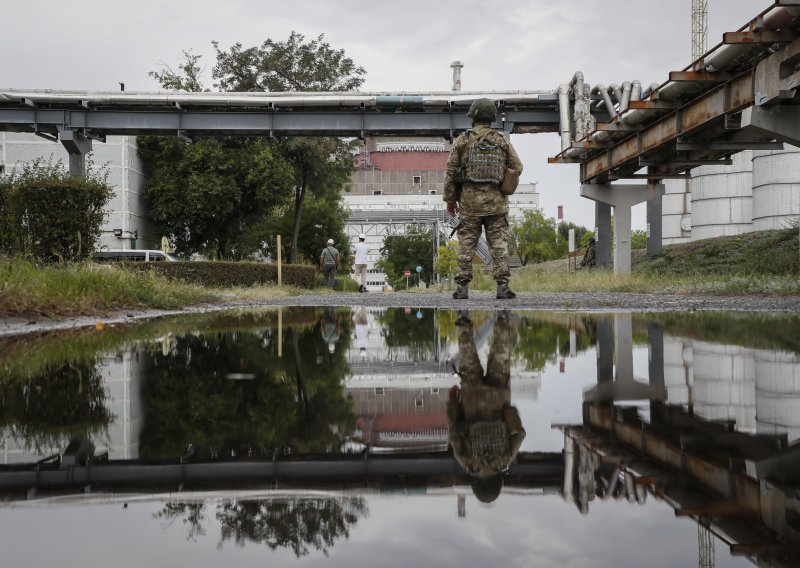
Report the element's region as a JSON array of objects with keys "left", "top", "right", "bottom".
[{"left": 464, "top": 131, "right": 506, "bottom": 184}]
